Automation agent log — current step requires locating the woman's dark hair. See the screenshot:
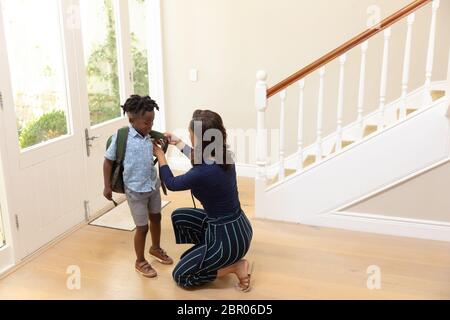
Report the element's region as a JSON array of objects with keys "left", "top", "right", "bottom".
[
  {"left": 189, "top": 109, "right": 234, "bottom": 170},
  {"left": 121, "top": 95, "right": 159, "bottom": 116}
]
